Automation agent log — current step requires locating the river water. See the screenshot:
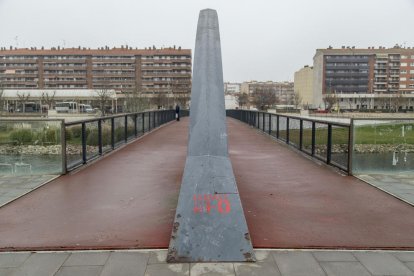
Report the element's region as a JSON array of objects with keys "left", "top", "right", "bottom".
[
  {"left": 0, "top": 155, "right": 63, "bottom": 175},
  {"left": 352, "top": 152, "right": 414, "bottom": 174}
]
